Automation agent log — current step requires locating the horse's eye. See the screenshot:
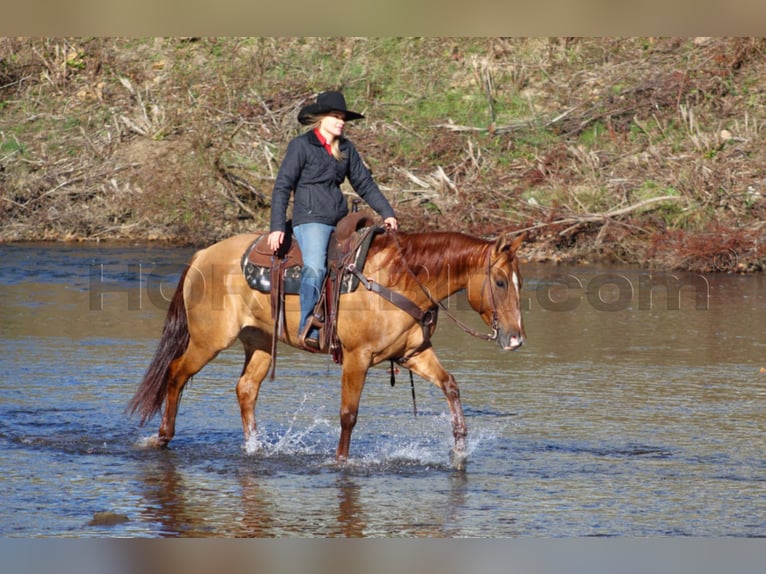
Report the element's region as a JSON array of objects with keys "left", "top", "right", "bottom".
[{"left": 495, "top": 279, "right": 507, "bottom": 289}]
